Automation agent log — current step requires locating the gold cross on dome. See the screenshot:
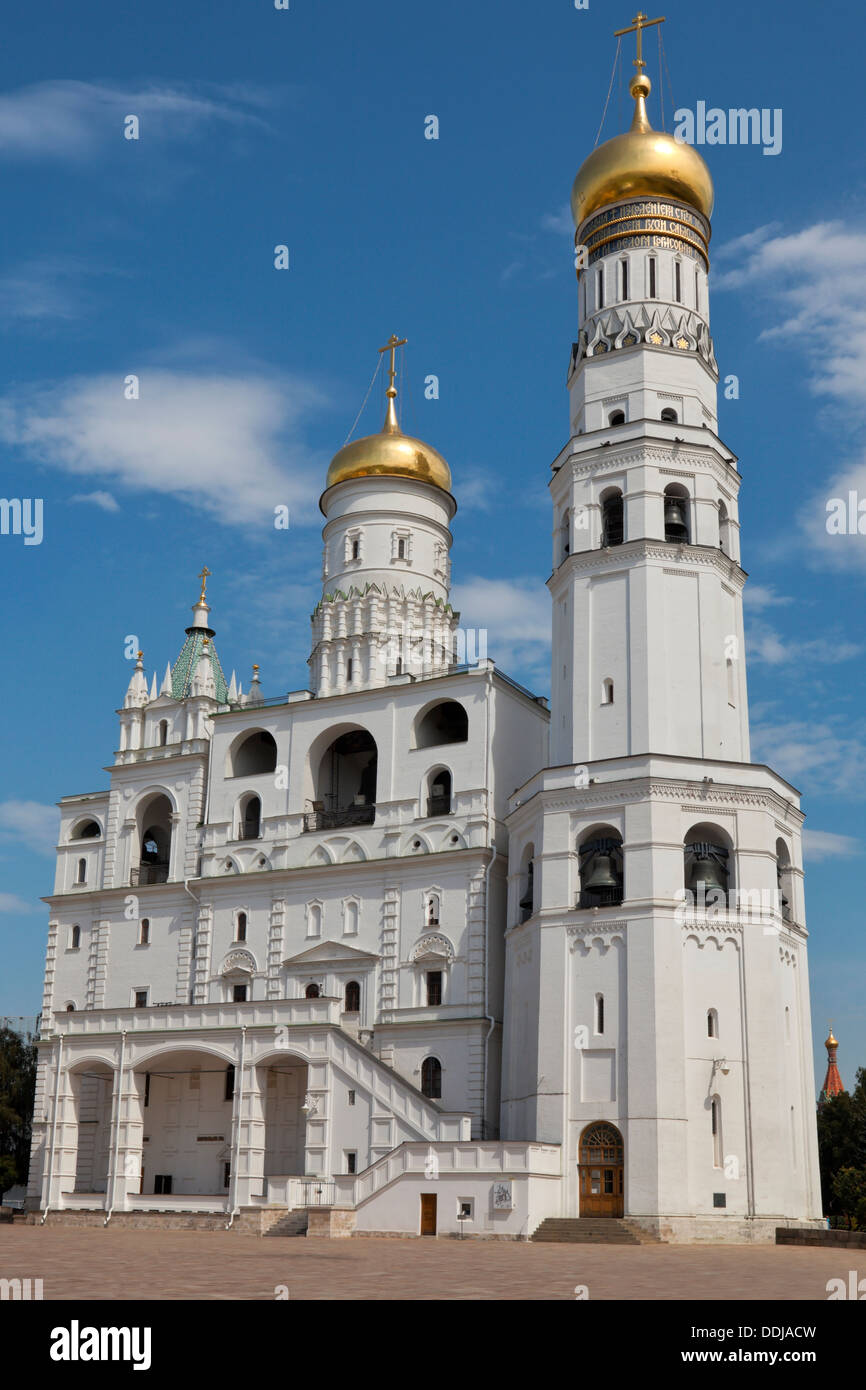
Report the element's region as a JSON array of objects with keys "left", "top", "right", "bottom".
[
  {"left": 614, "top": 11, "right": 665, "bottom": 70},
  {"left": 198, "top": 566, "right": 211, "bottom": 601},
  {"left": 378, "top": 334, "right": 408, "bottom": 395}
]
